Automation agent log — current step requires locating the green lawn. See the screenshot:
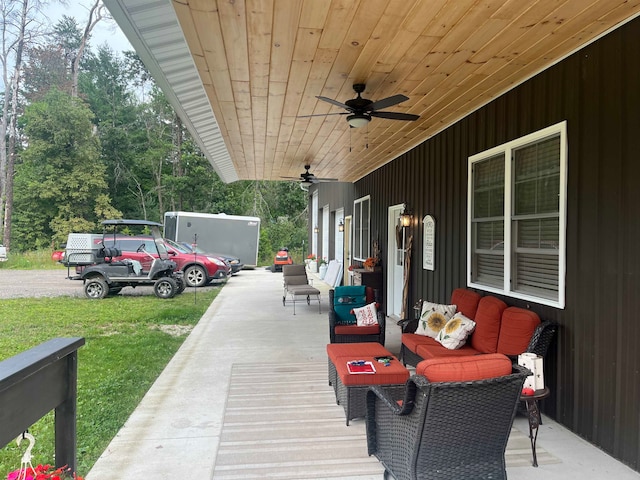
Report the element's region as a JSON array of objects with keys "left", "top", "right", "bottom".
[{"left": 0, "top": 288, "right": 220, "bottom": 476}]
